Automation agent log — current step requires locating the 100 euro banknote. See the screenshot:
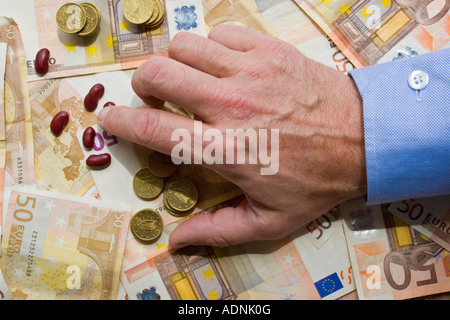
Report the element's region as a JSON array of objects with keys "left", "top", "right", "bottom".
[
  {"left": 0, "top": 186, "right": 131, "bottom": 300},
  {"left": 295, "top": 0, "right": 449, "bottom": 67}
]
